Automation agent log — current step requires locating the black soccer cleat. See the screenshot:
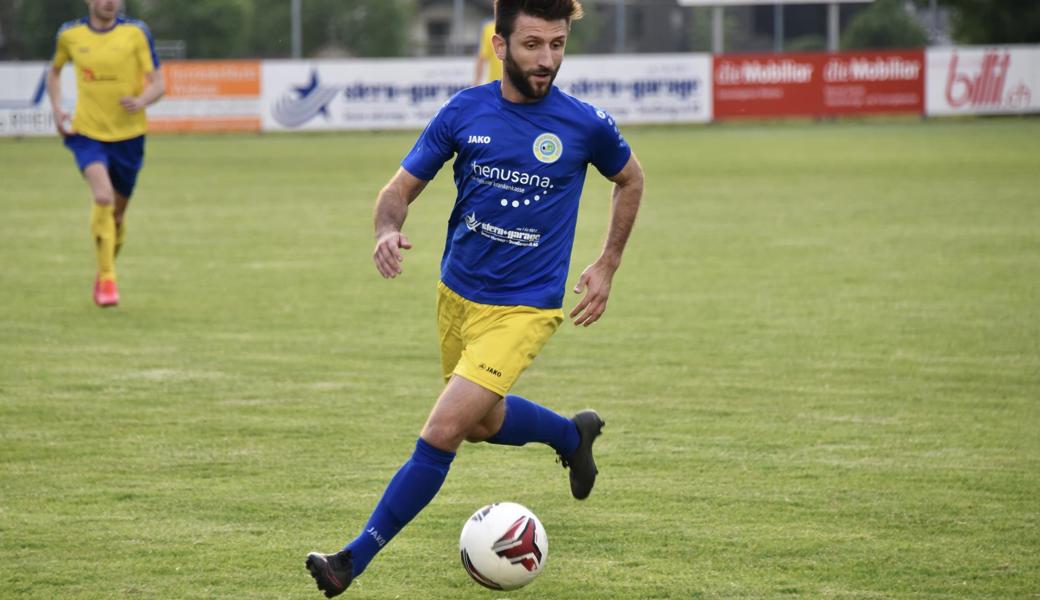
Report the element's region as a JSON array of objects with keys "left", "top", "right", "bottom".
[
  {"left": 306, "top": 550, "right": 354, "bottom": 598},
  {"left": 558, "top": 410, "right": 605, "bottom": 500}
]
